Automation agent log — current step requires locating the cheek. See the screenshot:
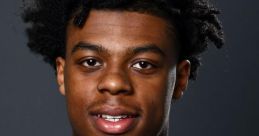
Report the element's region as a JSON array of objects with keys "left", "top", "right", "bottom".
[
  {"left": 65, "top": 70, "right": 100, "bottom": 103},
  {"left": 64, "top": 66, "right": 100, "bottom": 117},
  {"left": 63, "top": 66, "right": 102, "bottom": 135},
  {"left": 132, "top": 70, "right": 176, "bottom": 131},
  {"left": 133, "top": 70, "right": 176, "bottom": 108}
]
